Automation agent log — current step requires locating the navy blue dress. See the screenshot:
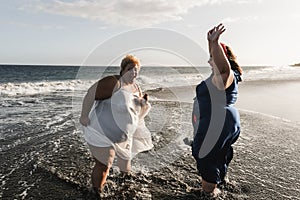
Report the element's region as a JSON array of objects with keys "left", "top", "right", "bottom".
[{"left": 192, "top": 71, "right": 241, "bottom": 184}]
